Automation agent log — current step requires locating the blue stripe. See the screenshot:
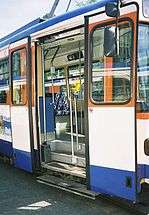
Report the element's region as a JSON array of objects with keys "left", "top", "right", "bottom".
[
  {"left": 0, "top": 139, "right": 13, "bottom": 157},
  {"left": 0, "top": 0, "right": 116, "bottom": 48},
  {"left": 90, "top": 165, "right": 136, "bottom": 201},
  {"left": 13, "top": 148, "right": 32, "bottom": 173}
]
